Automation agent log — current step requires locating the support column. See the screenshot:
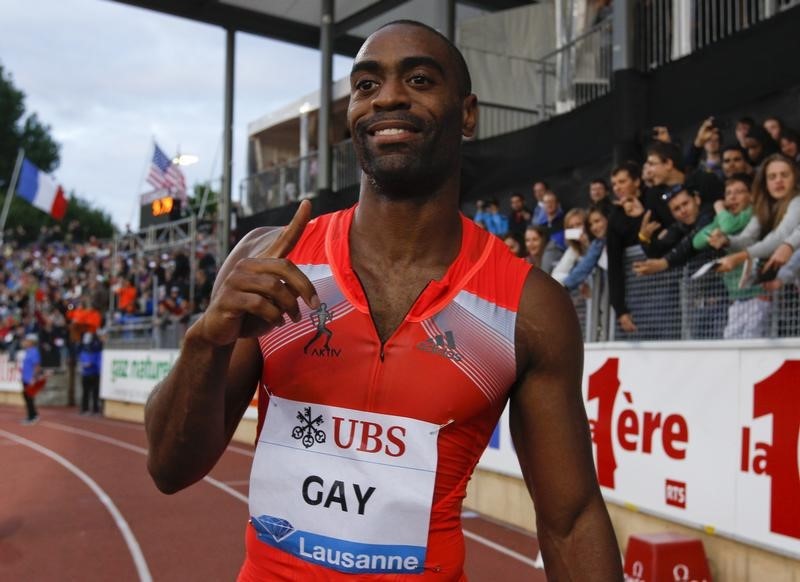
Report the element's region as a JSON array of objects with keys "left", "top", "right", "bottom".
[
  {"left": 299, "top": 107, "right": 310, "bottom": 197},
  {"left": 317, "top": 0, "right": 334, "bottom": 197},
  {"left": 220, "top": 28, "right": 235, "bottom": 257},
  {"left": 446, "top": 0, "right": 456, "bottom": 41},
  {"left": 611, "top": 0, "right": 648, "bottom": 165}
]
